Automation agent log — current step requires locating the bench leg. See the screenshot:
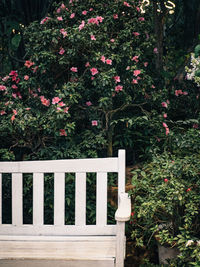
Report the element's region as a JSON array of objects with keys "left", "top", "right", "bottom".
[{"left": 116, "top": 221, "right": 125, "bottom": 267}]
